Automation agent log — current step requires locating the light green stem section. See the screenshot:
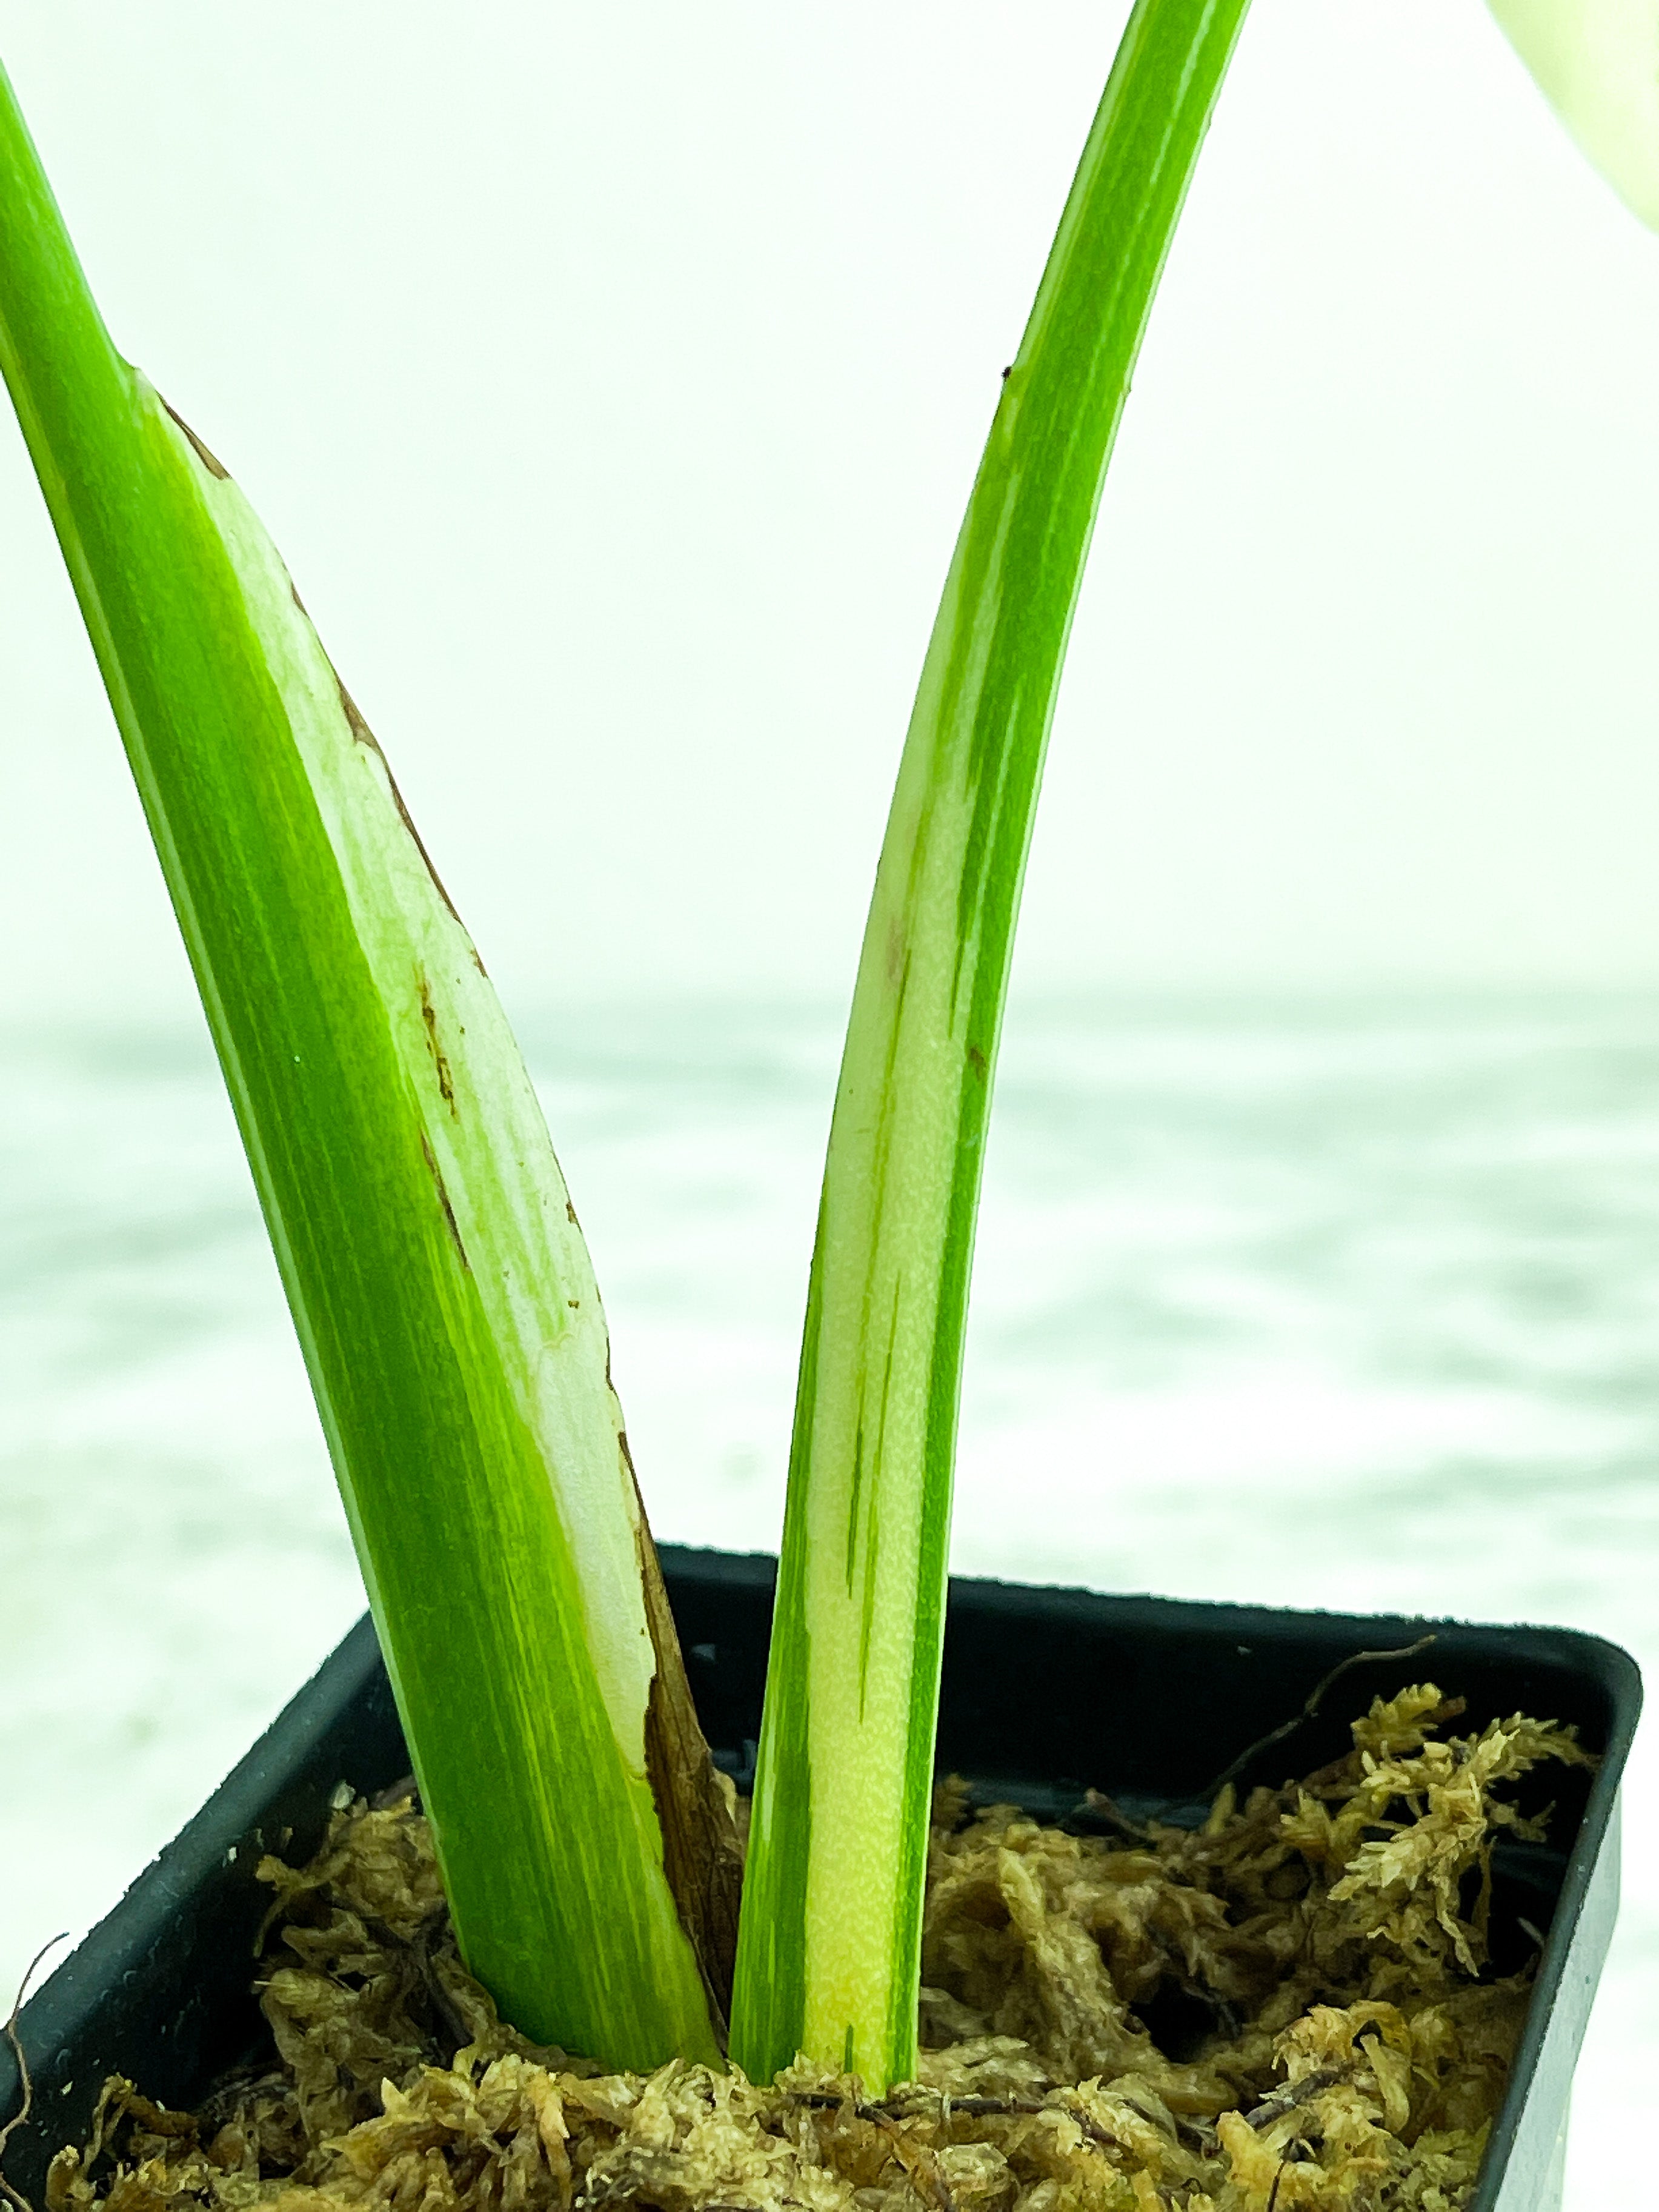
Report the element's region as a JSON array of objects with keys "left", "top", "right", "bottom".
[
  {"left": 1486, "top": 0, "right": 1659, "bottom": 232},
  {"left": 730, "top": 0, "right": 1252, "bottom": 2091},
  {"left": 0, "top": 61, "right": 723, "bottom": 2070}
]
